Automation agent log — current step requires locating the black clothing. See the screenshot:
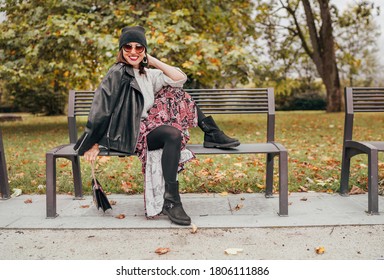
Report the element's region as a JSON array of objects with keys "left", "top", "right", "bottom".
[
  {"left": 74, "top": 63, "right": 144, "bottom": 156},
  {"left": 147, "top": 125, "right": 182, "bottom": 183}
]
